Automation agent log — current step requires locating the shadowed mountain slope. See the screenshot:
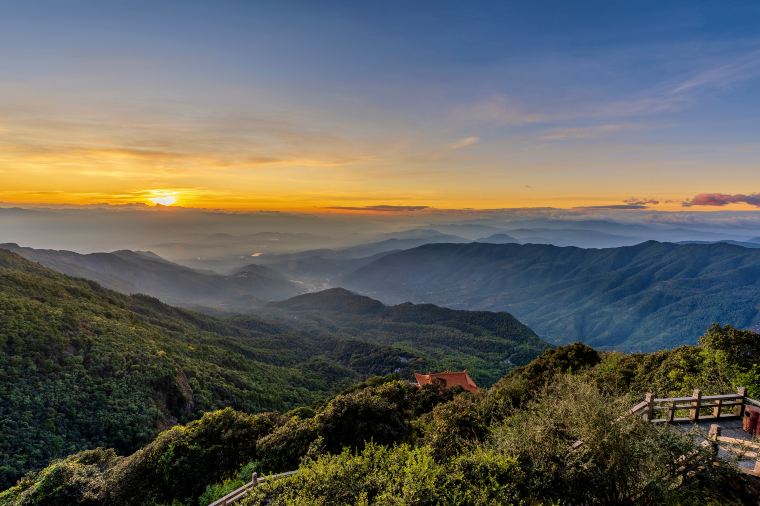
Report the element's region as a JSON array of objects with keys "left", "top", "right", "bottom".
[
  {"left": 344, "top": 241, "right": 760, "bottom": 351},
  {"left": 1, "top": 243, "right": 303, "bottom": 311}
]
